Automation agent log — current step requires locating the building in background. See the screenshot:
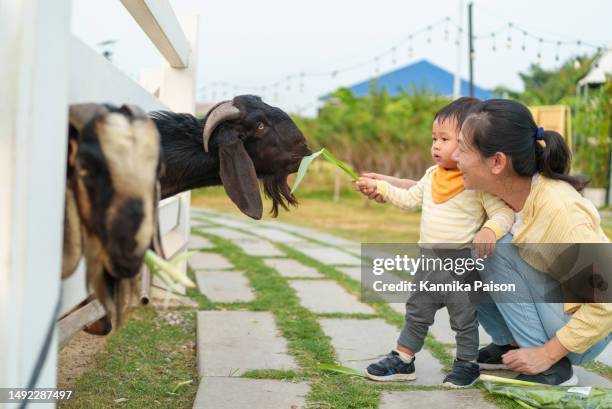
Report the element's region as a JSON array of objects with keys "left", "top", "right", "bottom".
[{"left": 320, "top": 59, "right": 494, "bottom": 101}]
